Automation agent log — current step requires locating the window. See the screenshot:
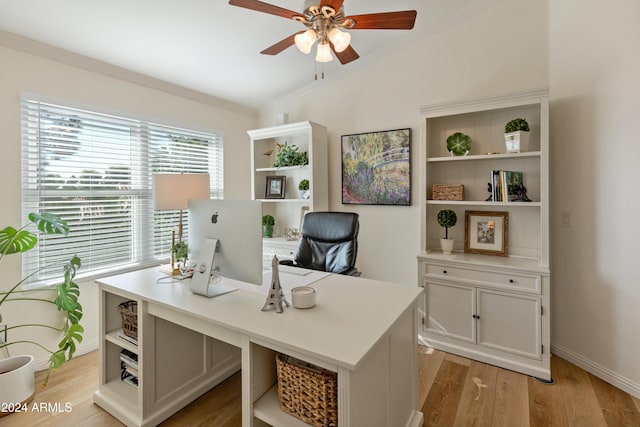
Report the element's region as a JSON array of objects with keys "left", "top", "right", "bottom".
[{"left": 21, "top": 98, "right": 223, "bottom": 284}]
